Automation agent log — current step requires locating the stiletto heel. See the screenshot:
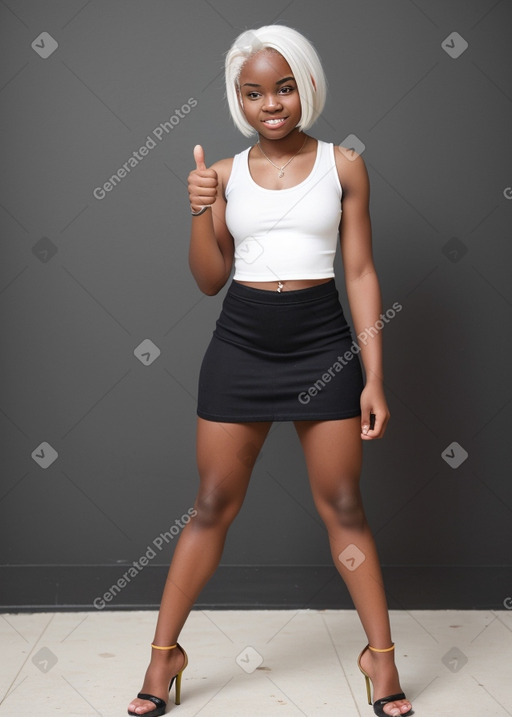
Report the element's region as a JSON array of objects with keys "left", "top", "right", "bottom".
[
  {"left": 128, "top": 642, "right": 188, "bottom": 716},
  {"left": 361, "top": 668, "right": 372, "bottom": 705},
  {"left": 357, "top": 643, "right": 412, "bottom": 716},
  {"left": 173, "top": 663, "right": 184, "bottom": 705}
]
